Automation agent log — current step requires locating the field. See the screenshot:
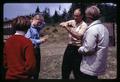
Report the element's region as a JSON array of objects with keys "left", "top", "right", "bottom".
[{"left": 38, "top": 24, "right": 117, "bottom": 79}]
